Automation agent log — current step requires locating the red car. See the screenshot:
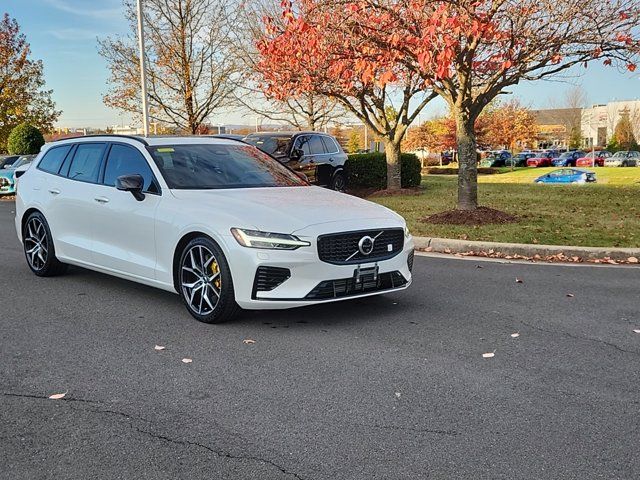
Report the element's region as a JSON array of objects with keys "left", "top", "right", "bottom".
[
  {"left": 575, "top": 151, "right": 611, "bottom": 167},
  {"left": 527, "top": 154, "right": 554, "bottom": 167}
]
